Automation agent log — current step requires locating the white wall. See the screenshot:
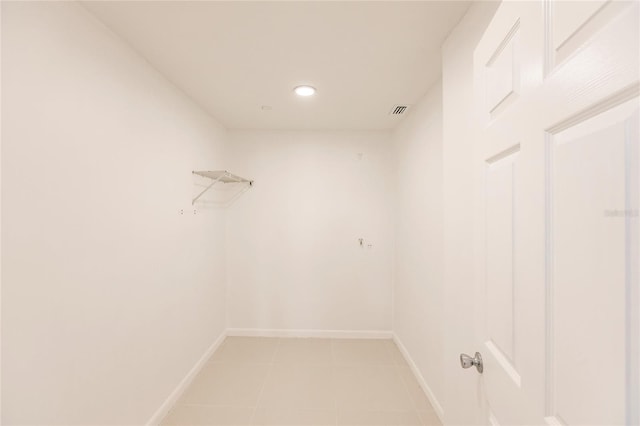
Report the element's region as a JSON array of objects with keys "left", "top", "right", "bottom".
[
  {"left": 0, "top": 1, "right": 500, "bottom": 424},
  {"left": 391, "top": 82, "right": 445, "bottom": 412},
  {"left": 442, "top": 2, "right": 499, "bottom": 424},
  {"left": 390, "top": 4, "right": 499, "bottom": 419},
  {"left": 1, "top": 2, "right": 228, "bottom": 424},
  {"left": 225, "top": 131, "right": 394, "bottom": 334}
]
